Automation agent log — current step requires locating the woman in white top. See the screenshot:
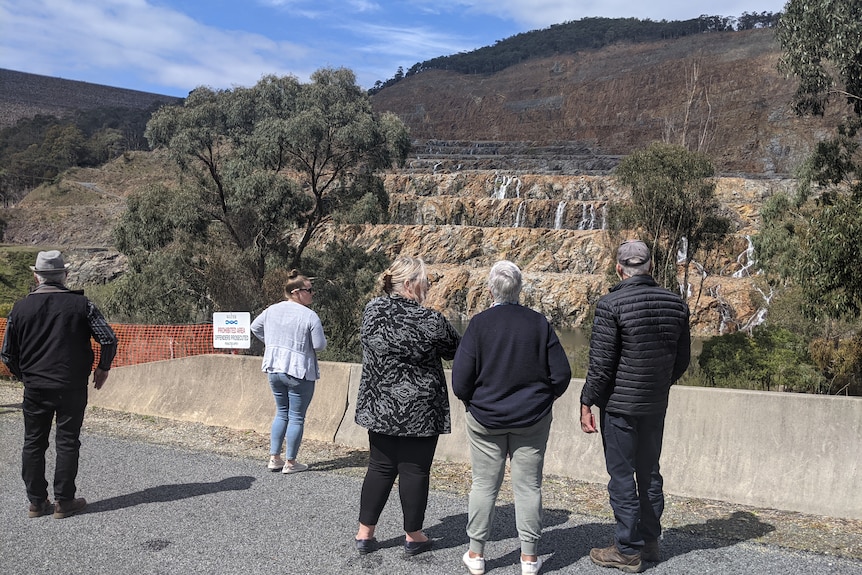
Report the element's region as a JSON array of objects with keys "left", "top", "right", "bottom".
[{"left": 251, "top": 270, "right": 327, "bottom": 474}]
